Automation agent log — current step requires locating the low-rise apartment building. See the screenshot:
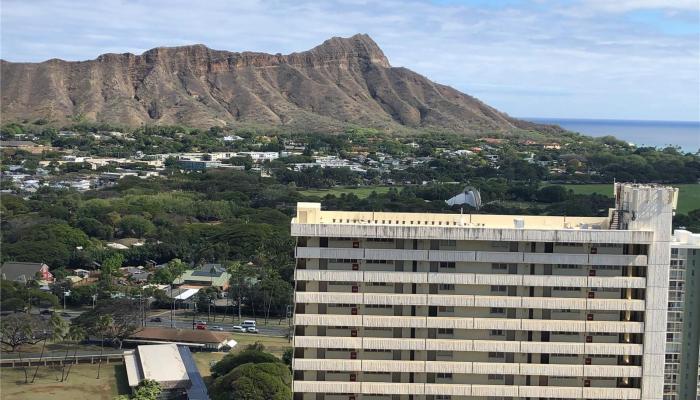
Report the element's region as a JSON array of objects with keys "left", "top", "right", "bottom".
[{"left": 290, "top": 183, "right": 677, "bottom": 400}]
